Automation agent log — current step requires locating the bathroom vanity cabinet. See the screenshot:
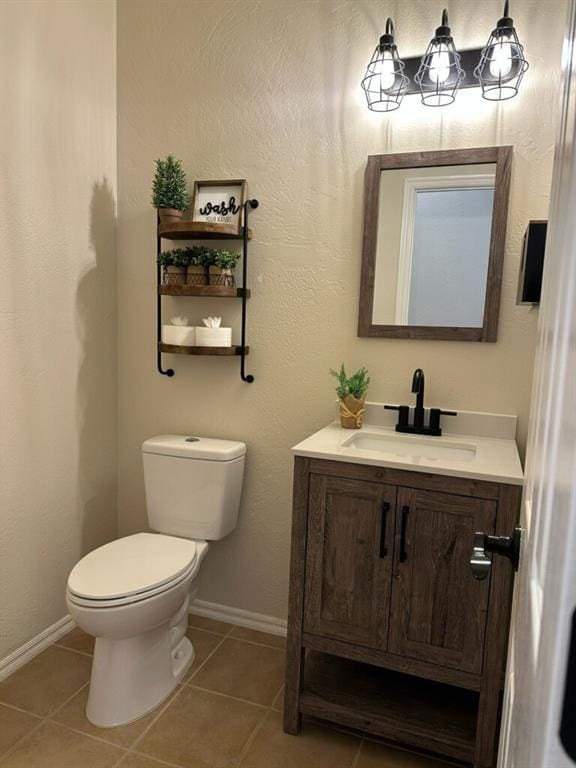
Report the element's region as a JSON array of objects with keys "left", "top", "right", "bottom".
[{"left": 284, "top": 456, "right": 521, "bottom": 768}]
